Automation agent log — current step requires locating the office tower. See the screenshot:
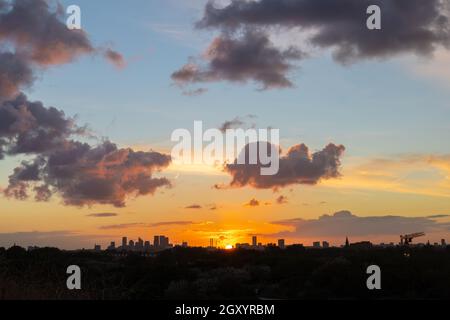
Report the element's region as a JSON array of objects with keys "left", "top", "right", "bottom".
[
  {"left": 94, "top": 244, "right": 101, "bottom": 251},
  {"left": 182, "top": 241, "right": 188, "bottom": 248},
  {"left": 322, "top": 241, "right": 330, "bottom": 248},
  {"left": 154, "top": 236, "right": 160, "bottom": 248},
  {"left": 108, "top": 241, "right": 116, "bottom": 250},
  {"left": 345, "top": 237, "right": 350, "bottom": 248},
  {"left": 209, "top": 238, "right": 214, "bottom": 248},
  {"left": 144, "top": 241, "right": 150, "bottom": 250},
  {"left": 442, "top": 239, "right": 447, "bottom": 247},
  {"left": 137, "top": 238, "right": 144, "bottom": 250},
  {"left": 252, "top": 236, "right": 257, "bottom": 247},
  {"left": 159, "top": 236, "right": 169, "bottom": 248},
  {"left": 129, "top": 240, "right": 135, "bottom": 248},
  {"left": 313, "top": 241, "right": 321, "bottom": 248},
  {"left": 122, "top": 237, "right": 127, "bottom": 248},
  {"left": 278, "top": 239, "right": 285, "bottom": 249}
]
